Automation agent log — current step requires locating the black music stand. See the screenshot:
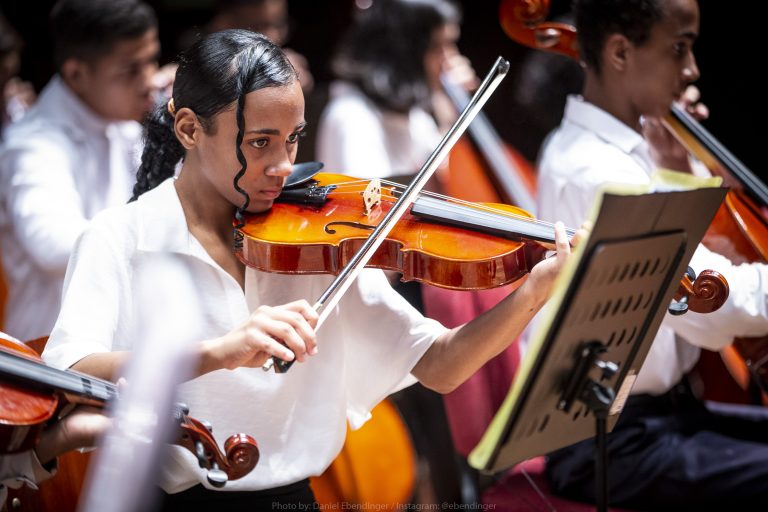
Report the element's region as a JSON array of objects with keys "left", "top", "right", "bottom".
[{"left": 469, "top": 185, "right": 727, "bottom": 512}]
